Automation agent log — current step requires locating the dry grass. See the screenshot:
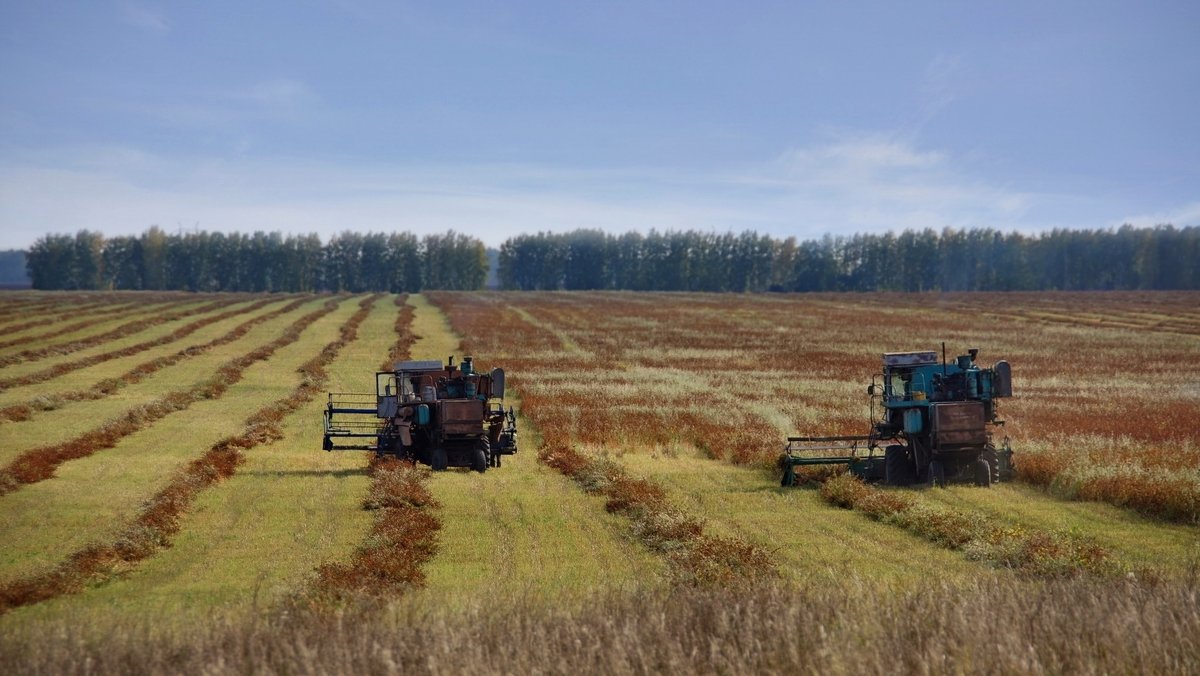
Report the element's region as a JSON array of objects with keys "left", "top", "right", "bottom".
[{"left": 2, "top": 578, "right": 1198, "bottom": 675}]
